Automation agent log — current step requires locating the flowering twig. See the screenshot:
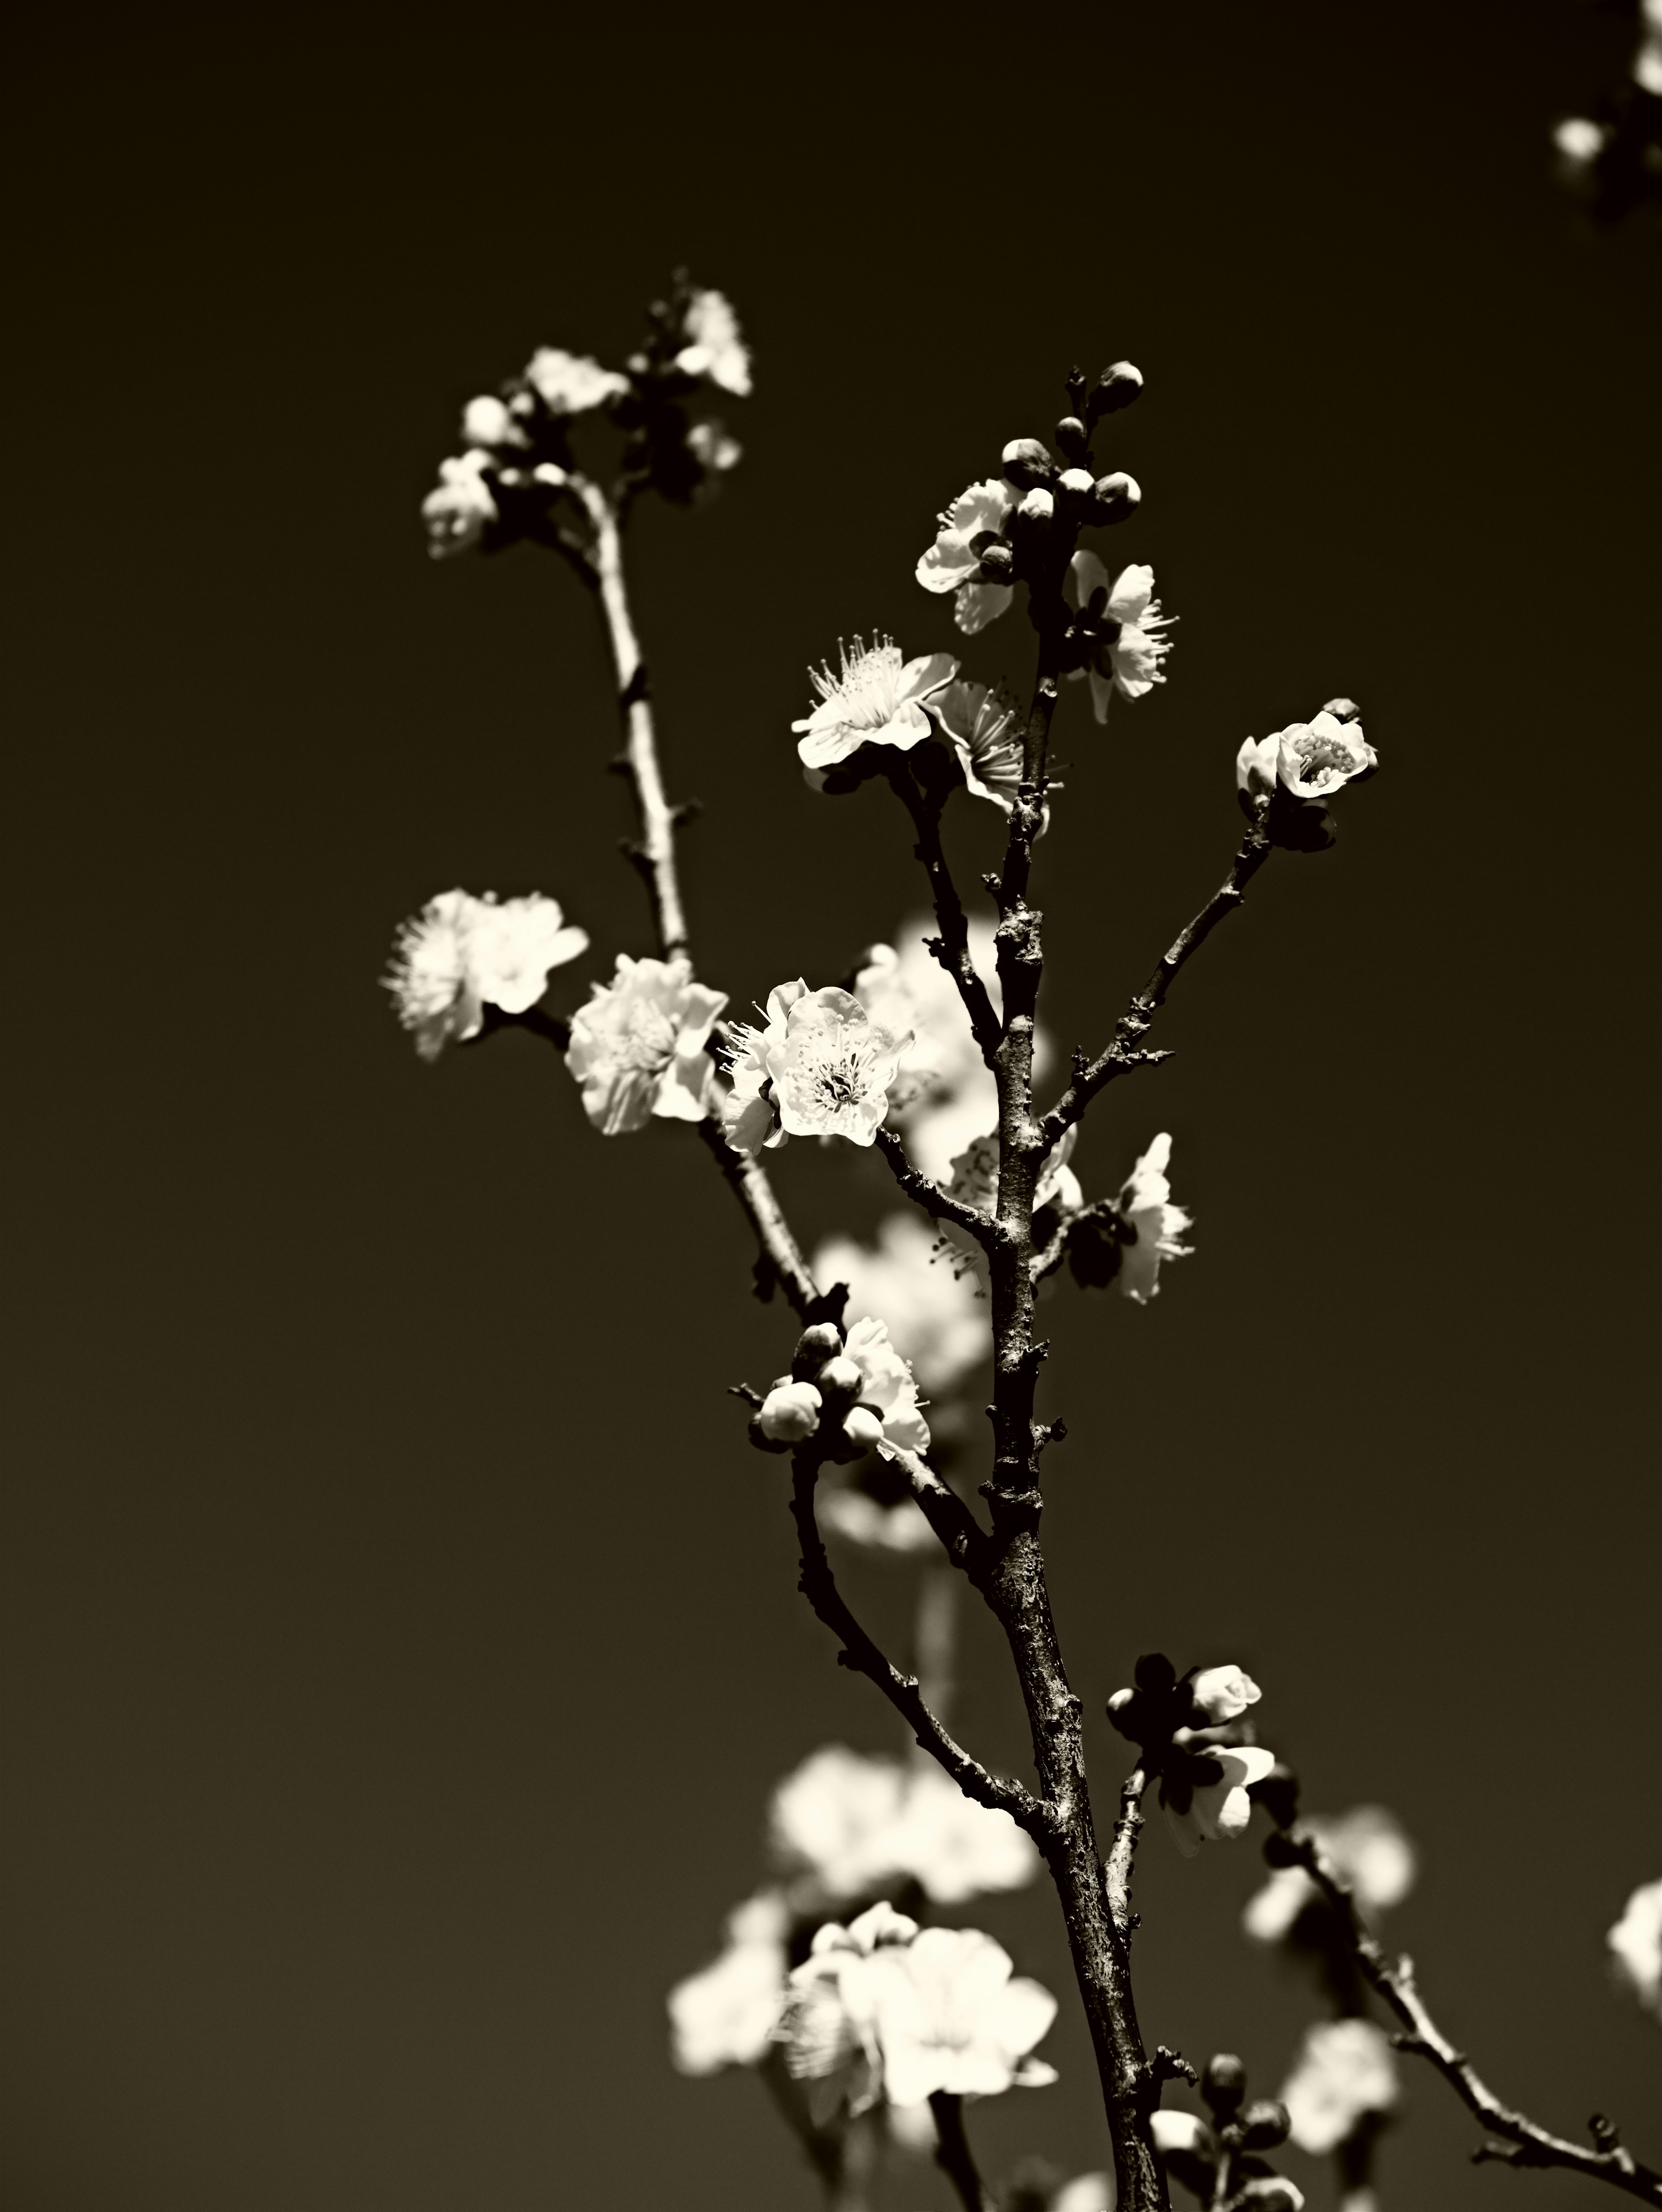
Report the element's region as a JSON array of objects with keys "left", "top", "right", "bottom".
[
  {"left": 1105, "top": 1763, "right": 1150, "bottom": 1944},
  {"left": 1283, "top": 1830, "right": 1662, "bottom": 2202},
  {"left": 885, "top": 767, "right": 1002, "bottom": 1066},
  {"left": 929, "top": 2091, "right": 998, "bottom": 2212},
  {"left": 873, "top": 1127, "right": 998, "bottom": 1247},
  {"left": 694, "top": 1120, "right": 821, "bottom": 1318},
  {"left": 786, "top": 1449, "right": 1053, "bottom": 1844},
  {"left": 1039, "top": 817, "right": 1273, "bottom": 1148}
]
